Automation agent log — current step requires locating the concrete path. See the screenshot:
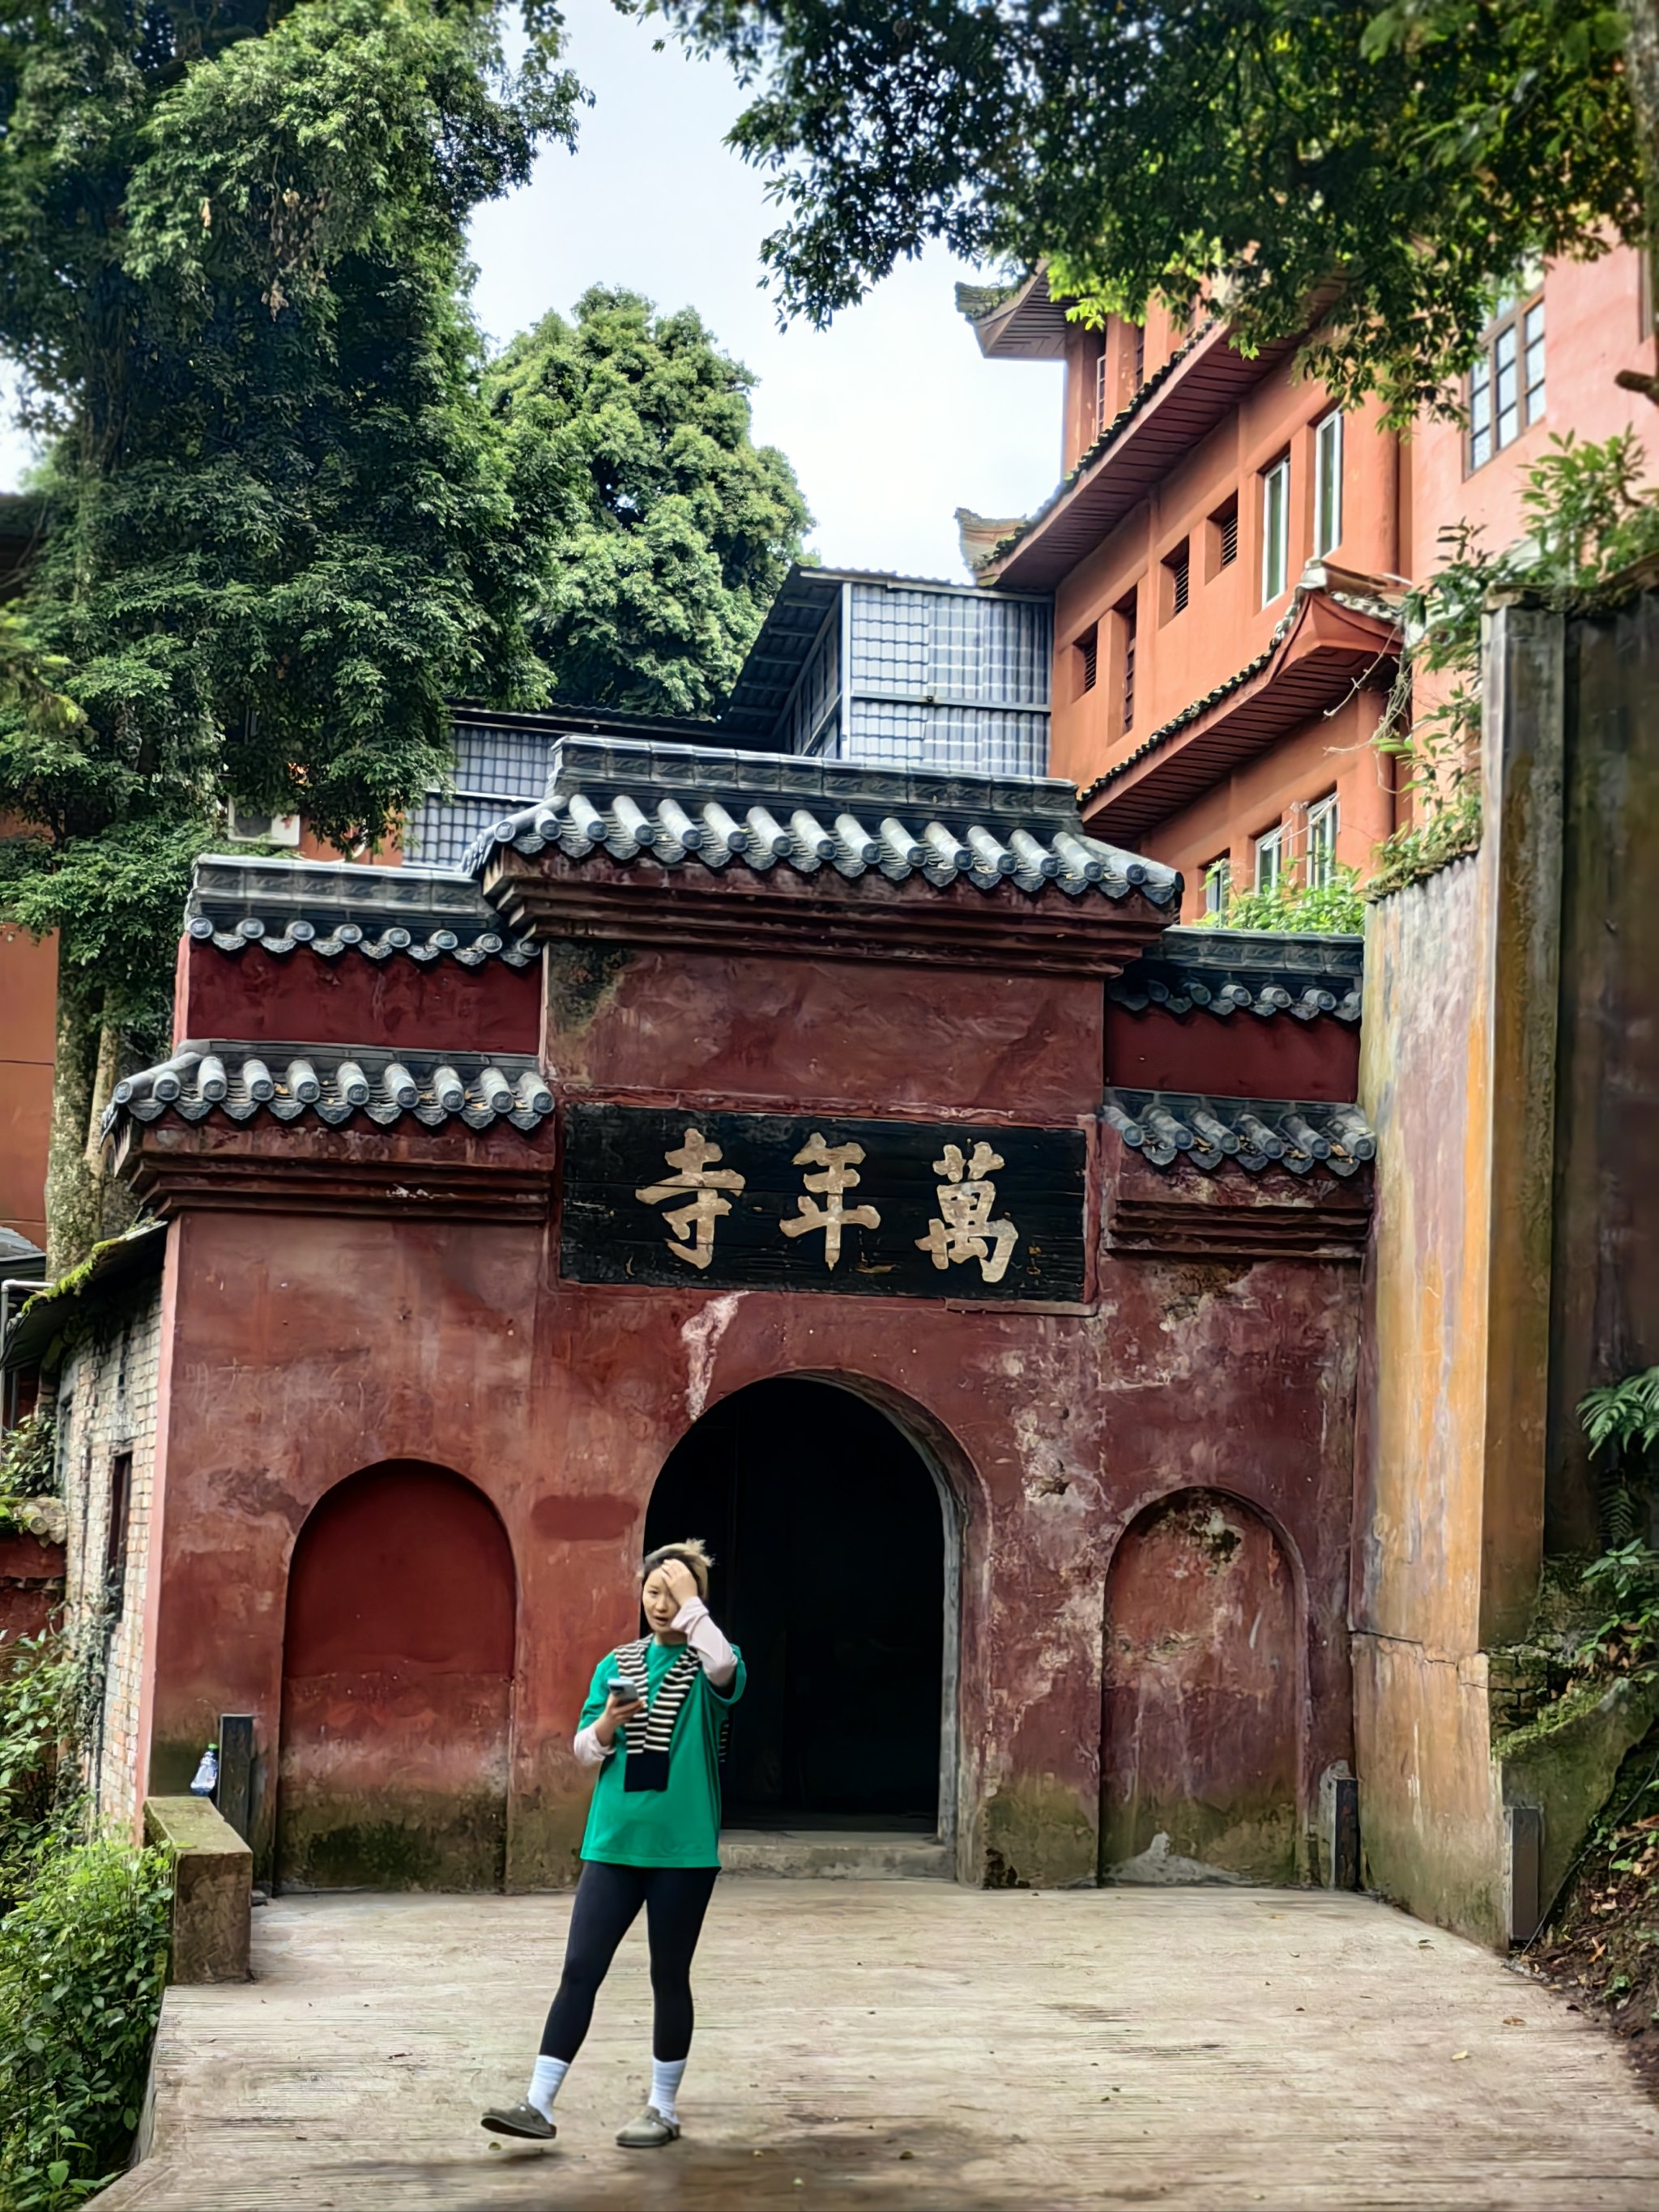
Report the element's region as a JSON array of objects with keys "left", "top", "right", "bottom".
[{"left": 104, "top": 1882, "right": 1658, "bottom": 2211}]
